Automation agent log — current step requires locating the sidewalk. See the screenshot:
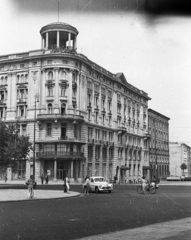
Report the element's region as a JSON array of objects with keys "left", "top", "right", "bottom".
[
  {"left": 78, "top": 217, "right": 191, "bottom": 240},
  {"left": 0, "top": 189, "right": 80, "bottom": 202}
]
